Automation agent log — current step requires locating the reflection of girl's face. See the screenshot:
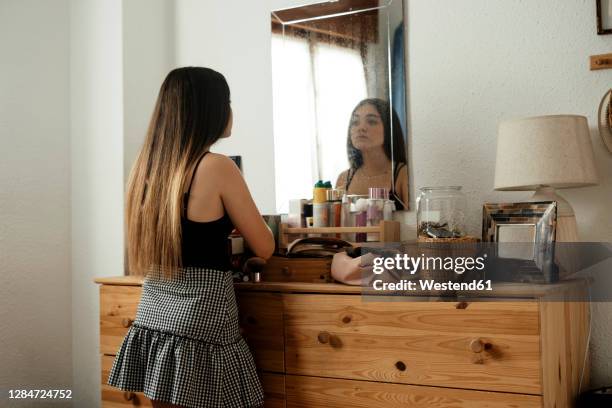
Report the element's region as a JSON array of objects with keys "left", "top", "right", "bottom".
[{"left": 350, "top": 104, "right": 384, "bottom": 151}]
